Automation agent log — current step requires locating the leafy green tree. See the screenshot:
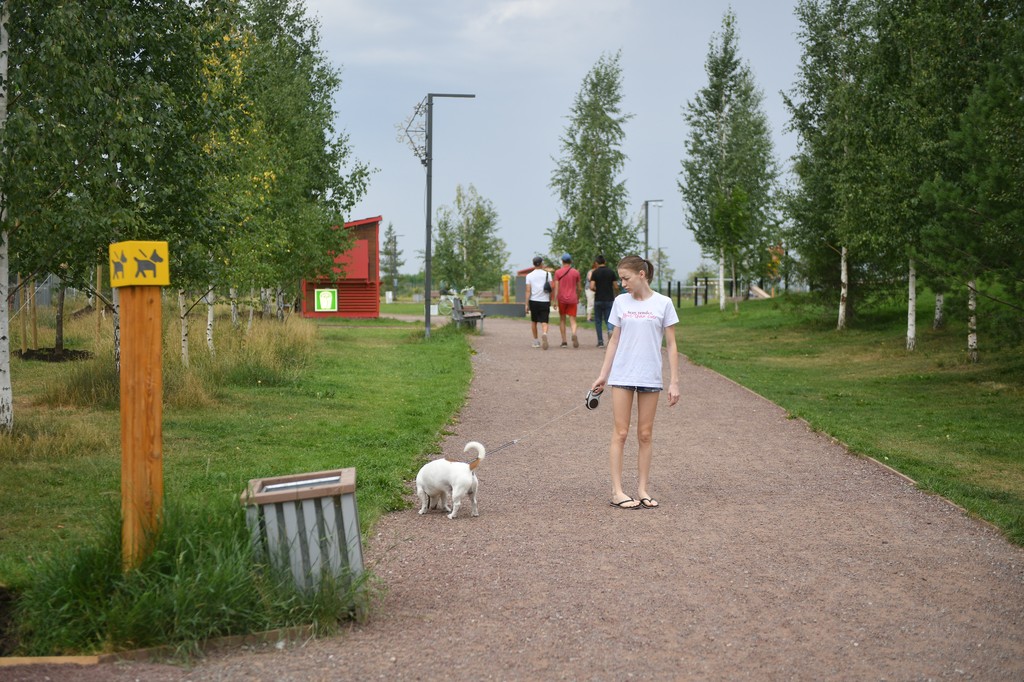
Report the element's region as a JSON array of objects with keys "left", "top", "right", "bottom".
[
  {"left": 784, "top": 0, "right": 882, "bottom": 328},
  {"left": 680, "top": 10, "right": 779, "bottom": 312},
  {"left": 0, "top": 0, "right": 191, "bottom": 426},
  {"left": 432, "top": 184, "right": 509, "bottom": 292},
  {"left": 549, "top": 51, "right": 637, "bottom": 266},
  {"left": 864, "top": 0, "right": 1014, "bottom": 349},
  {"left": 223, "top": 0, "right": 368, "bottom": 300}
]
